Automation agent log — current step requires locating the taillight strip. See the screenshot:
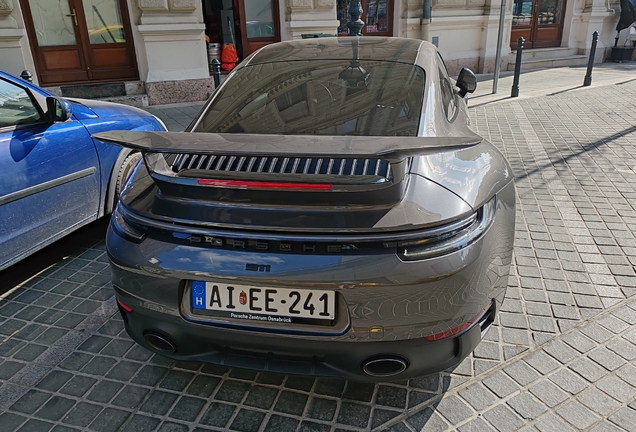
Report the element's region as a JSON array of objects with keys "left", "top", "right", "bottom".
[
  {"left": 117, "top": 299, "right": 133, "bottom": 313},
  {"left": 197, "top": 179, "right": 333, "bottom": 190}
]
